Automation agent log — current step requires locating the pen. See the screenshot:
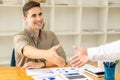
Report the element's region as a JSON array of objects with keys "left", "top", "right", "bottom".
[
  {"left": 110, "top": 62, "right": 115, "bottom": 68},
  {"left": 104, "top": 62, "right": 110, "bottom": 68},
  {"left": 104, "top": 61, "right": 116, "bottom": 68},
  {"left": 115, "top": 60, "right": 119, "bottom": 65}
]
